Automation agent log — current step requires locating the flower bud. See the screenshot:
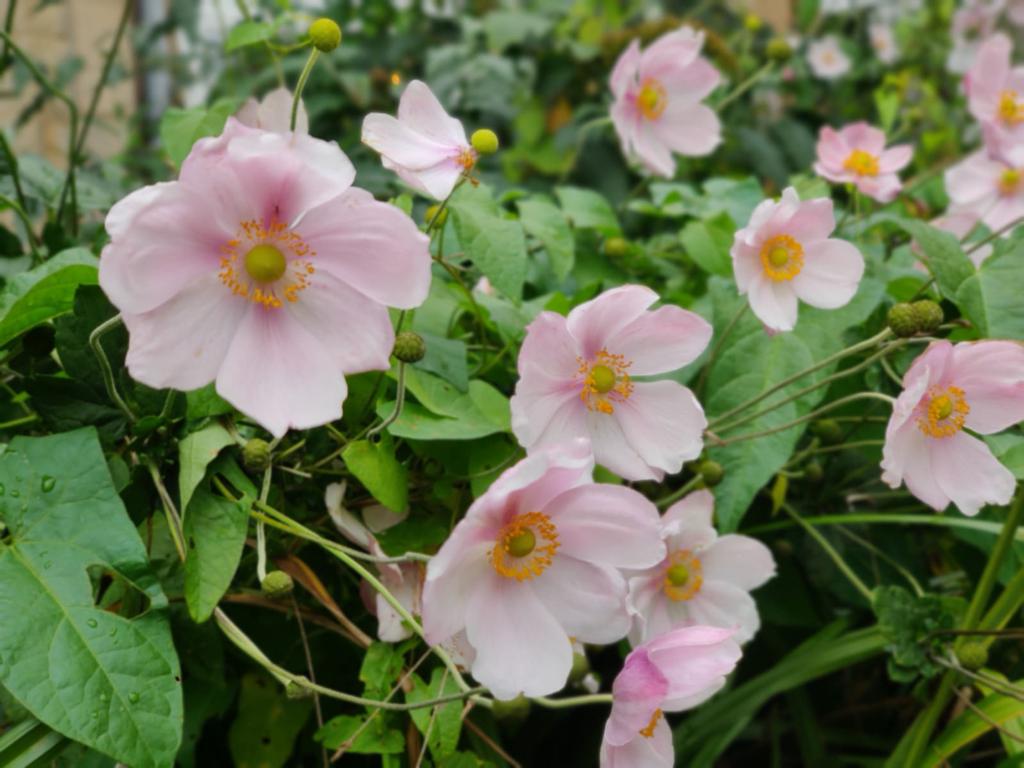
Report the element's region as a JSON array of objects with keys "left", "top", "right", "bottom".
[
  {"left": 492, "top": 694, "right": 531, "bottom": 722},
  {"left": 811, "top": 419, "right": 843, "bottom": 446},
  {"left": 805, "top": 461, "right": 824, "bottom": 483},
  {"left": 243, "top": 438, "right": 272, "bottom": 472},
  {"left": 766, "top": 37, "right": 793, "bottom": 62},
  {"left": 603, "top": 237, "right": 630, "bottom": 258},
  {"left": 393, "top": 331, "right": 426, "bottom": 363},
  {"left": 699, "top": 460, "right": 724, "bottom": 487},
  {"left": 308, "top": 18, "right": 341, "bottom": 52},
  {"left": 424, "top": 204, "right": 448, "bottom": 228},
  {"left": 261, "top": 569, "right": 294, "bottom": 598},
  {"left": 470, "top": 128, "right": 499, "bottom": 155},
  {"left": 956, "top": 641, "right": 988, "bottom": 671},
  {"left": 887, "top": 302, "right": 918, "bottom": 338},
  {"left": 569, "top": 651, "right": 590, "bottom": 684},
  {"left": 911, "top": 300, "right": 943, "bottom": 334},
  {"left": 744, "top": 13, "right": 762, "bottom": 32}
]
